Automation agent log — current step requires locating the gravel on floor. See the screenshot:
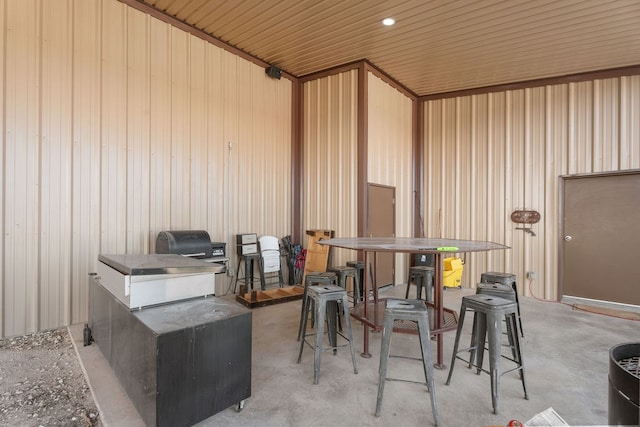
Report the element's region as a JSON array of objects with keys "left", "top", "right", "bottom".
[{"left": 0, "top": 327, "right": 100, "bottom": 427}]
